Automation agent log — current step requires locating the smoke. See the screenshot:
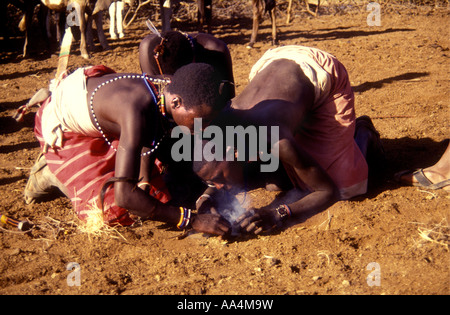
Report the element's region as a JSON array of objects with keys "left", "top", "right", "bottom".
[
  {"left": 215, "top": 191, "right": 250, "bottom": 235},
  {"left": 216, "top": 188, "right": 308, "bottom": 235}
]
